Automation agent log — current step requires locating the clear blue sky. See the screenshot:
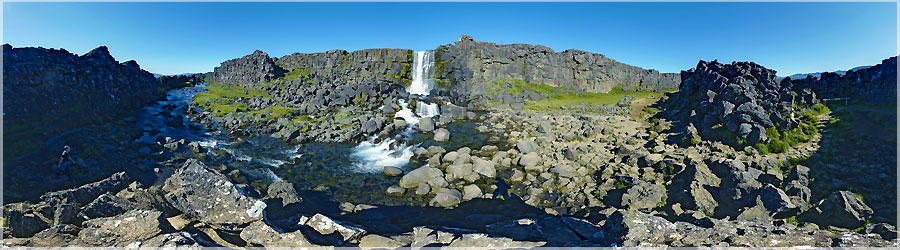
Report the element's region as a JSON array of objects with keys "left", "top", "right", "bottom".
[{"left": 4, "top": 2, "right": 897, "bottom": 76}]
